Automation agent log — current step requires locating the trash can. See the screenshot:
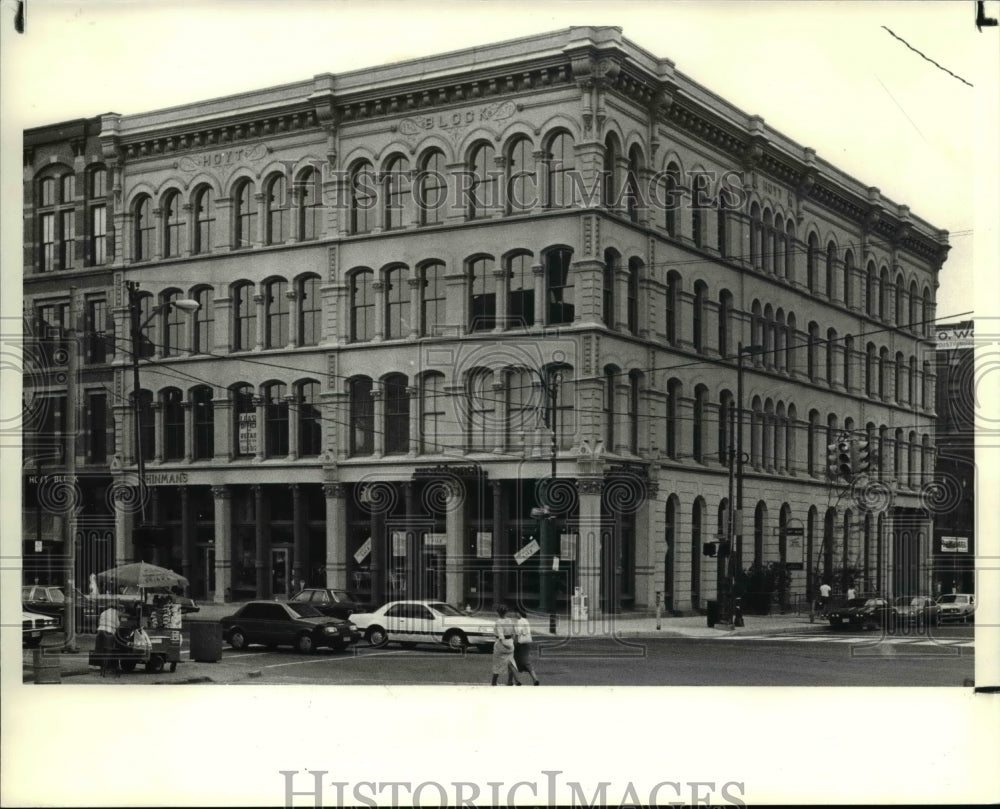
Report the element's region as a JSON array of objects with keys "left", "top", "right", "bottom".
[
  {"left": 706, "top": 600, "right": 719, "bottom": 628},
  {"left": 33, "top": 649, "right": 61, "bottom": 684},
  {"left": 189, "top": 621, "right": 223, "bottom": 662}
]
